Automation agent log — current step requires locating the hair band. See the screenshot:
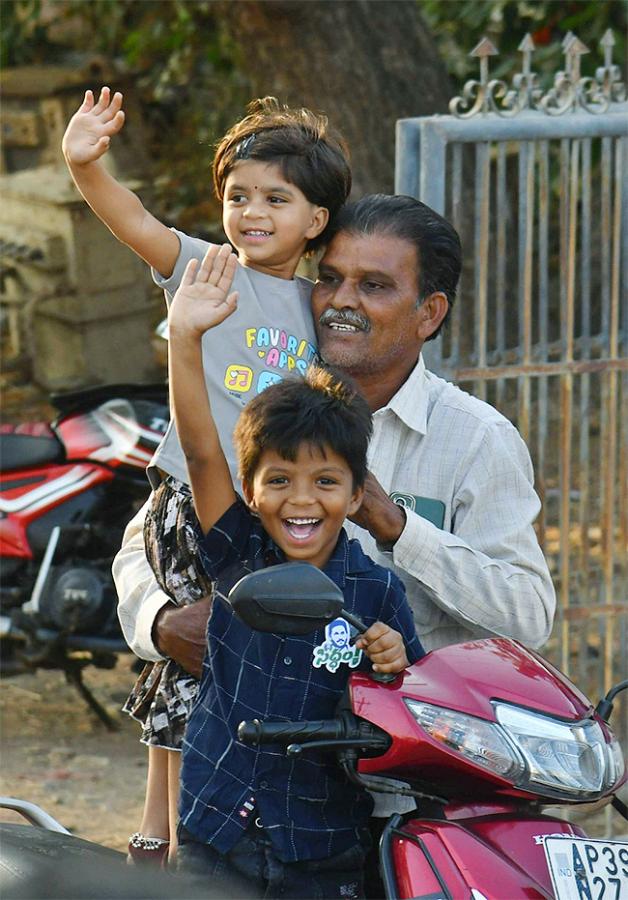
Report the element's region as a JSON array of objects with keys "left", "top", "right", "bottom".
[{"left": 235, "top": 133, "right": 257, "bottom": 160}]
